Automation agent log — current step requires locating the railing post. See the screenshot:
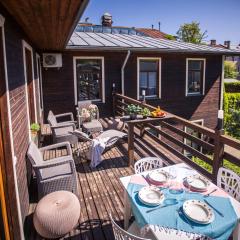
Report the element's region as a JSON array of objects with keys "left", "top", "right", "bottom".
[
  {"left": 112, "top": 83, "right": 116, "bottom": 117},
  {"left": 212, "top": 111, "right": 225, "bottom": 183},
  {"left": 128, "top": 123, "right": 135, "bottom": 166}
]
